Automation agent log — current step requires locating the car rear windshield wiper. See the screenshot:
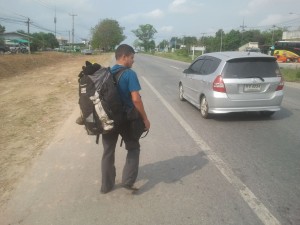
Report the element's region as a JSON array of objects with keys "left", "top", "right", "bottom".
[{"left": 245, "top": 76, "right": 265, "bottom": 82}]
